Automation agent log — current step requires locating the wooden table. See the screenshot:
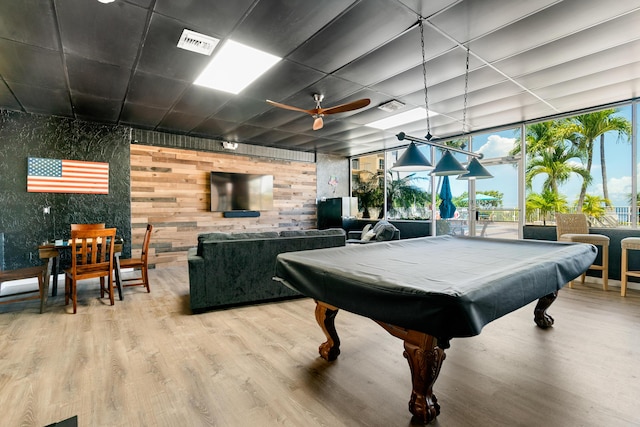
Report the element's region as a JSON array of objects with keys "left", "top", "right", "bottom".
[
  {"left": 274, "top": 236, "right": 597, "bottom": 424},
  {"left": 40, "top": 239, "right": 124, "bottom": 301}
]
